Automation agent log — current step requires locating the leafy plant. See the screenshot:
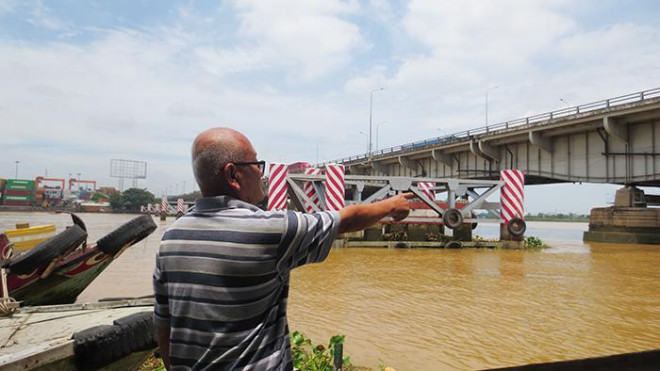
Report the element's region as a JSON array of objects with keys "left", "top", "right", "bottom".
[
  {"left": 381, "top": 230, "right": 407, "bottom": 241},
  {"left": 291, "top": 331, "right": 352, "bottom": 371},
  {"left": 524, "top": 236, "right": 545, "bottom": 248}
]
